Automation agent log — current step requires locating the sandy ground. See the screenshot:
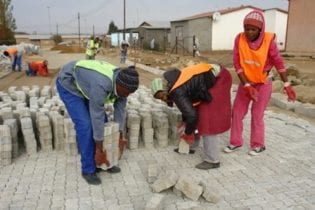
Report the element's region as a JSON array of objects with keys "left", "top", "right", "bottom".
[{"left": 0, "top": 47, "right": 314, "bottom": 124}]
